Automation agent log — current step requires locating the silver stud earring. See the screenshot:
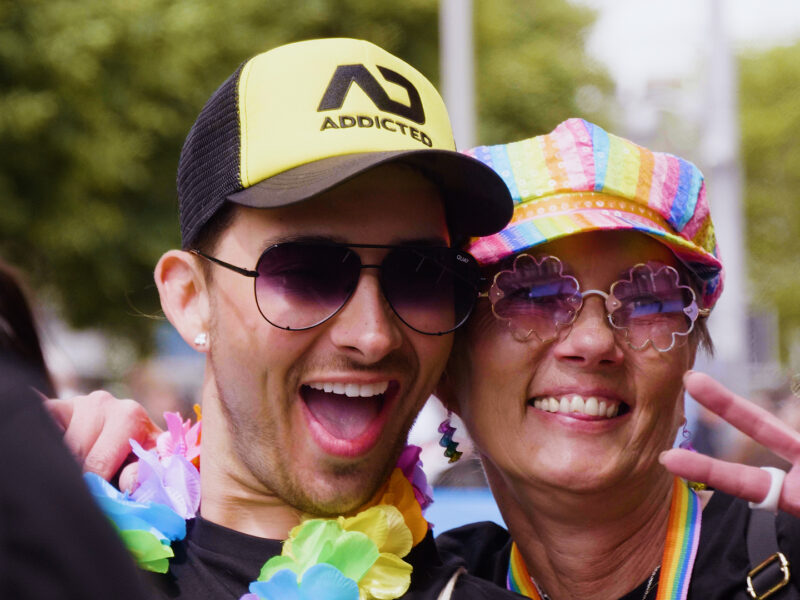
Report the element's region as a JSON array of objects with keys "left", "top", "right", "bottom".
[{"left": 194, "top": 332, "right": 208, "bottom": 348}]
